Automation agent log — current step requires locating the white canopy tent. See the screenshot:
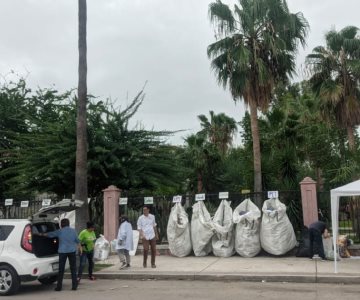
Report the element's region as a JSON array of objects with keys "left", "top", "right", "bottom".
[{"left": 330, "top": 179, "right": 360, "bottom": 273}]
